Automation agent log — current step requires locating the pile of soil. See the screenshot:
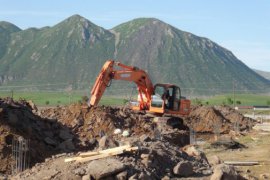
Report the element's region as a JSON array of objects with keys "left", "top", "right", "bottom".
[
  {"left": 40, "top": 104, "right": 155, "bottom": 138},
  {"left": 185, "top": 105, "right": 255, "bottom": 133},
  {"left": 0, "top": 98, "right": 75, "bottom": 174},
  {"left": 40, "top": 104, "right": 190, "bottom": 149},
  {"left": 0, "top": 99, "right": 250, "bottom": 179},
  {"left": 12, "top": 138, "right": 212, "bottom": 180},
  {"left": 0, "top": 99, "right": 190, "bottom": 177}
]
